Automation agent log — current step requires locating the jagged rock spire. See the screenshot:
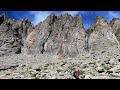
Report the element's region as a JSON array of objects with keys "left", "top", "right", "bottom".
[
  {"left": 0, "top": 12, "right": 120, "bottom": 59},
  {"left": 110, "top": 18, "right": 120, "bottom": 27},
  {"left": 88, "top": 16, "right": 110, "bottom": 33},
  {"left": 110, "top": 18, "right": 120, "bottom": 42},
  {"left": 0, "top": 13, "right": 33, "bottom": 57},
  {"left": 93, "top": 16, "right": 108, "bottom": 26},
  {"left": 23, "top": 12, "right": 86, "bottom": 58},
  {"left": 87, "top": 16, "right": 119, "bottom": 53},
  {"left": 1, "top": 12, "right": 10, "bottom": 20},
  {"left": 0, "top": 12, "right": 10, "bottom": 25}
]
